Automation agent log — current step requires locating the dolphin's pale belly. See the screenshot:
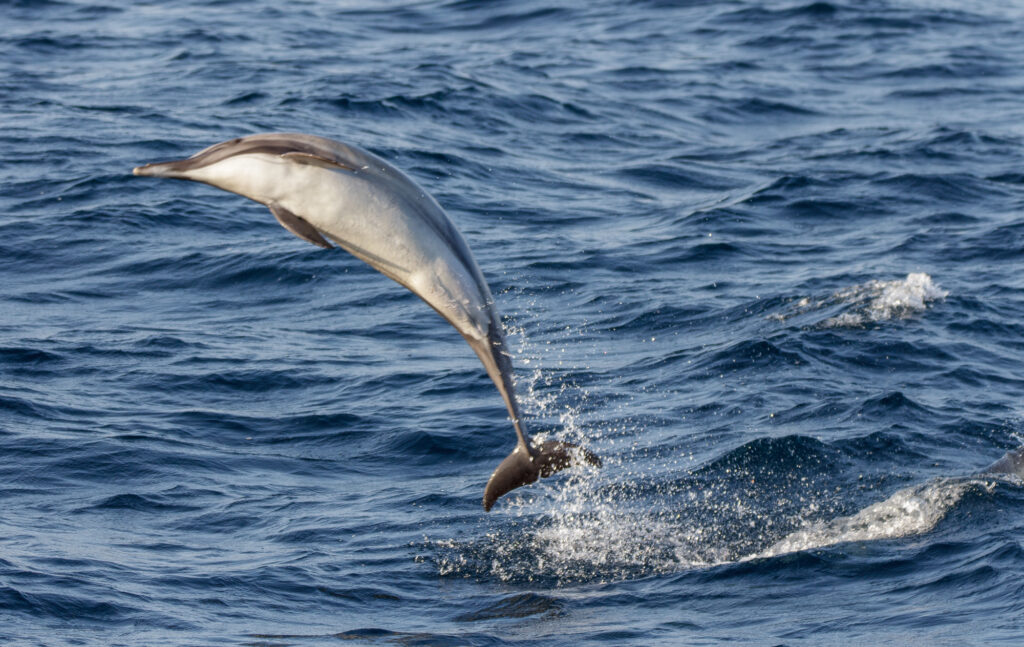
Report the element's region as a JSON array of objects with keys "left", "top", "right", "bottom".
[{"left": 285, "top": 165, "right": 492, "bottom": 343}]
